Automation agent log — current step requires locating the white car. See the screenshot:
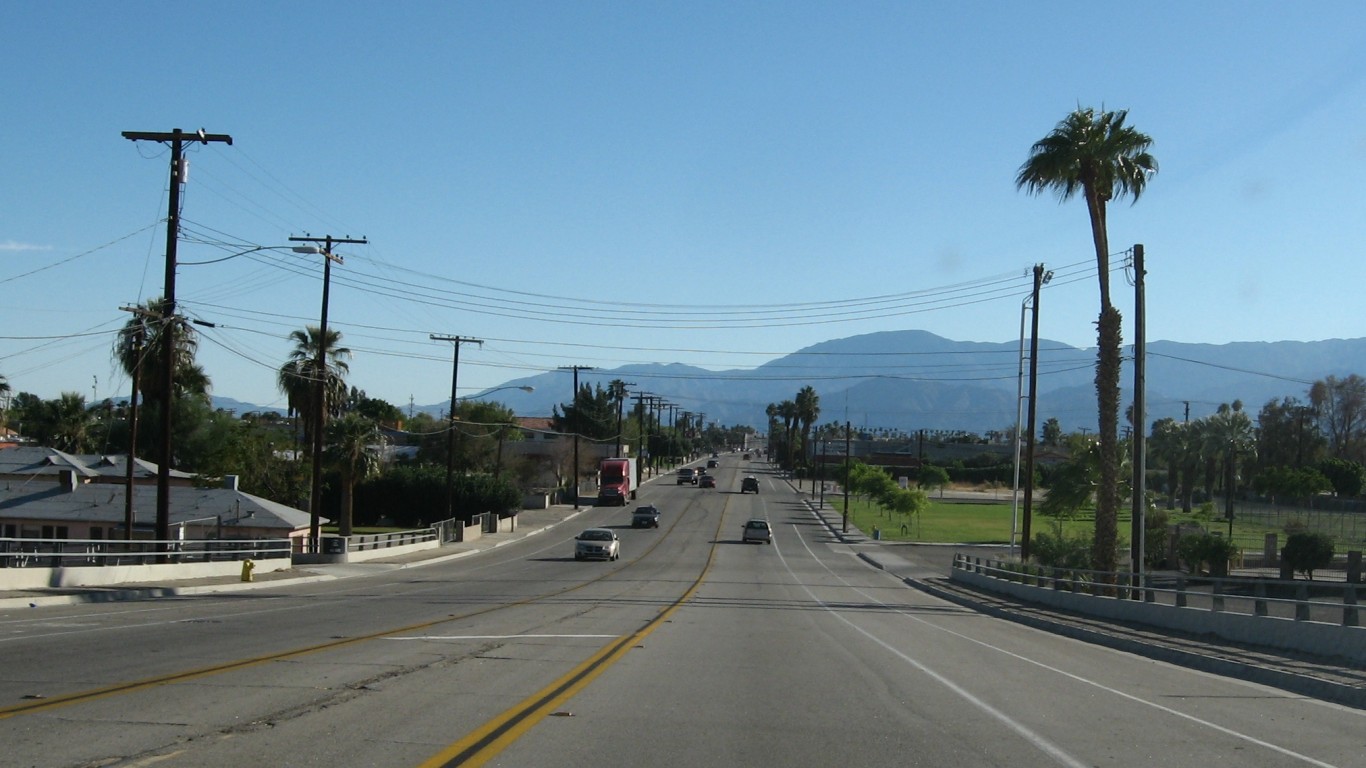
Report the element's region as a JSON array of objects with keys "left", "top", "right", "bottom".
[
  {"left": 741, "top": 519, "right": 773, "bottom": 545},
  {"left": 575, "top": 528, "right": 621, "bottom": 561}
]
